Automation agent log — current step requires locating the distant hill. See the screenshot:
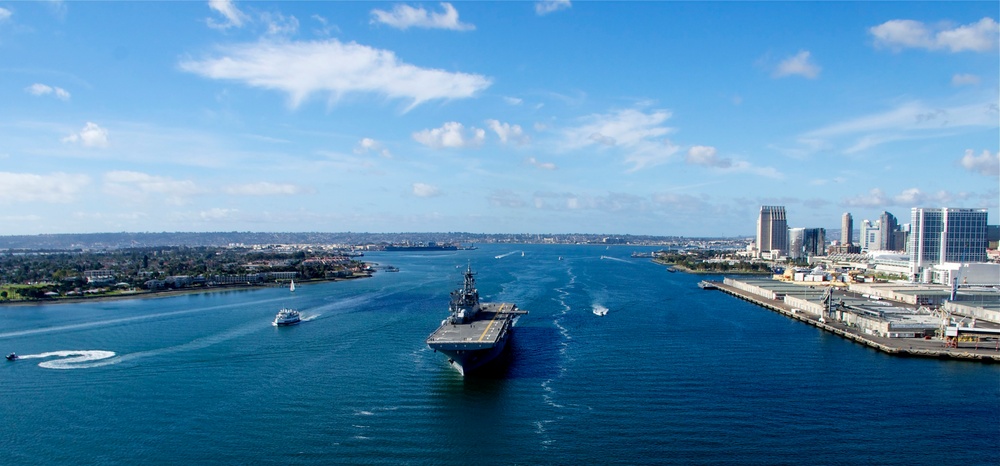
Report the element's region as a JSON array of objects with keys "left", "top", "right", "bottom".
[
  {"left": 0, "top": 232, "right": 703, "bottom": 250},
  {"left": 0, "top": 232, "right": 396, "bottom": 250}
]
